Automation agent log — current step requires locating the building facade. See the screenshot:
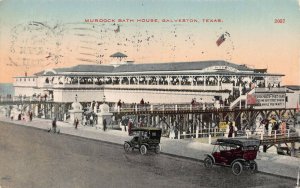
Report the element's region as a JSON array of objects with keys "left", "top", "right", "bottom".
[{"left": 13, "top": 59, "right": 285, "bottom": 108}]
